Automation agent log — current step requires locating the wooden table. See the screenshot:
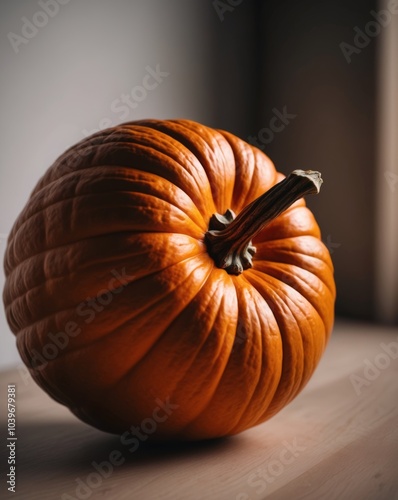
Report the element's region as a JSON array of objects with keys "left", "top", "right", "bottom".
[{"left": 1, "top": 320, "right": 397, "bottom": 500}]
